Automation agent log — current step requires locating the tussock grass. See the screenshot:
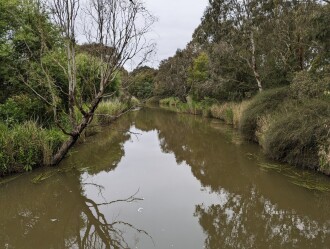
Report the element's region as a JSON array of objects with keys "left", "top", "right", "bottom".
[
  {"left": 95, "top": 99, "right": 128, "bottom": 125},
  {"left": 75, "top": 99, "right": 129, "bottom": 139},
  {"left": 160, "top": 89, "right": 330, "bottom": 173},
  {"left": 262, "top": 99, "right": 330, "bottom": 171},
  {"left": 210, "top": 101, "right": 250, "bottom": 127},
  {"left": 0, "top": 99, "right": 131, "bottom": 176},
  {"left": 160, "top": 97, "right": 203, "bottom": 115},
  {"left": 239, "top": 87, "right": 290, "bottom": 141},
  {"left": 0, "top": 121, "right": 67, "bottom": 175},
  {"left": 159, "top": 97, "right": 181, "bottom": 106}
]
